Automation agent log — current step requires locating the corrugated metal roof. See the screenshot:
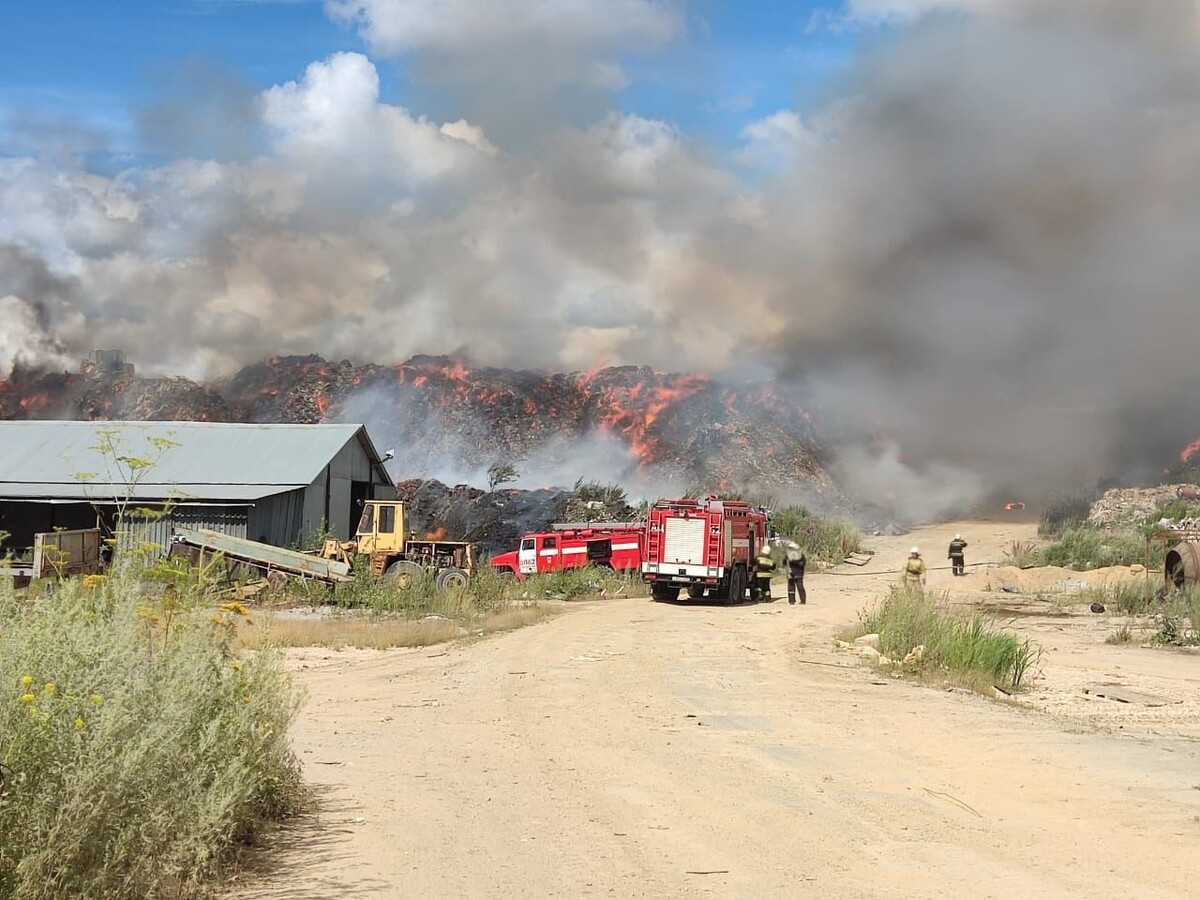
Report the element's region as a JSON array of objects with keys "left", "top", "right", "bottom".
[
  {"left": 0, "top": 421, "right": 389, "bottom": 502},
  {"left": 0, "top": 484, "right": 288, "bottom": 502}
]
